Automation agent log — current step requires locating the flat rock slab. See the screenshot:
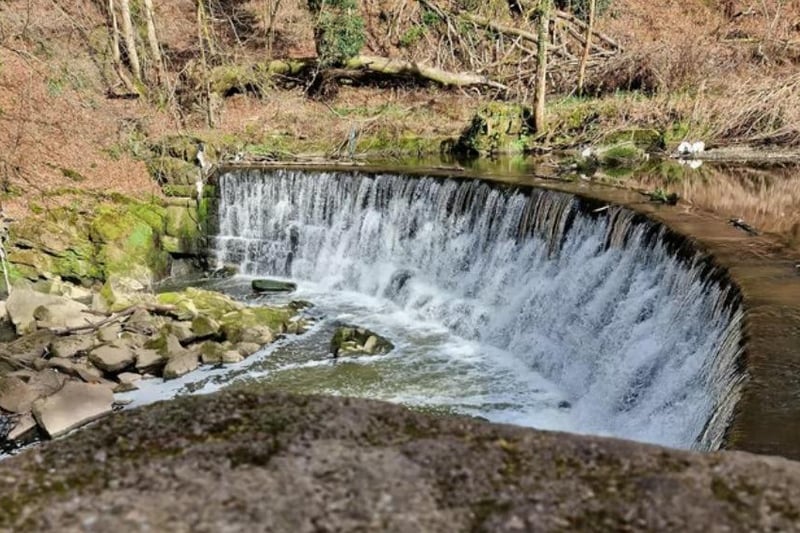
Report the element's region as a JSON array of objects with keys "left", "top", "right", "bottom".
[
  {"left": 30, "top": 382, "right": 113, "bottom": 438},
  {"left": 2, "top": 392, "right": 800, "bottom": 532},
  {"left": 89, "top": 344, "right": 135, "bottom": 373}
]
